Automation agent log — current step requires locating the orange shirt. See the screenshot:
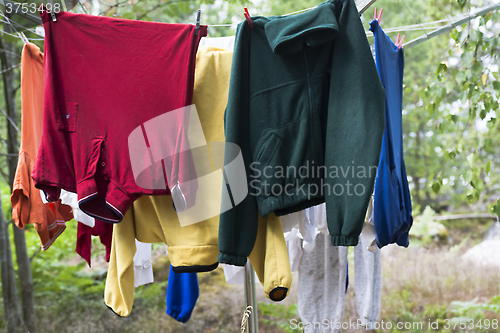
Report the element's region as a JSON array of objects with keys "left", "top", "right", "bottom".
[{"left": 11, "top": 43, "right": 73, "bottom": 251}]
